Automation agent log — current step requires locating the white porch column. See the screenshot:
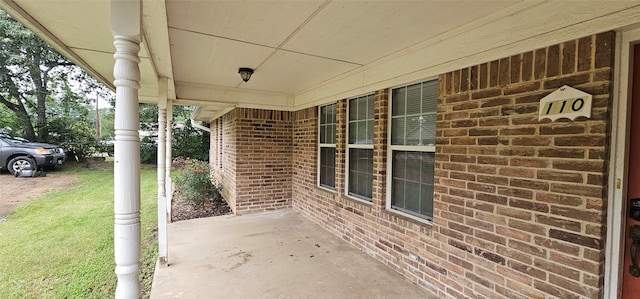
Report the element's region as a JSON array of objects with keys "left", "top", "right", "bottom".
[
  {"left": 165, "top": 101, "right": 173, "bottom": 217},
  {"left": 156, "top": 78, "right": 168, "bottom": 266},
  {"left": 111, "top": 1, "right": 142, "bottom": 298}
]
